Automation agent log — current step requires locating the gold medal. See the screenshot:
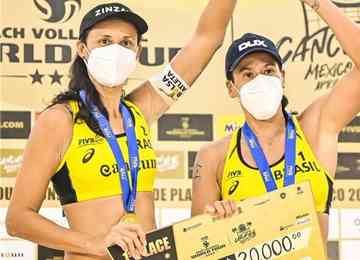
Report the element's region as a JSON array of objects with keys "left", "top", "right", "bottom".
[{"left": 120, "top": 213, "right": 138, "bottom": 224}]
